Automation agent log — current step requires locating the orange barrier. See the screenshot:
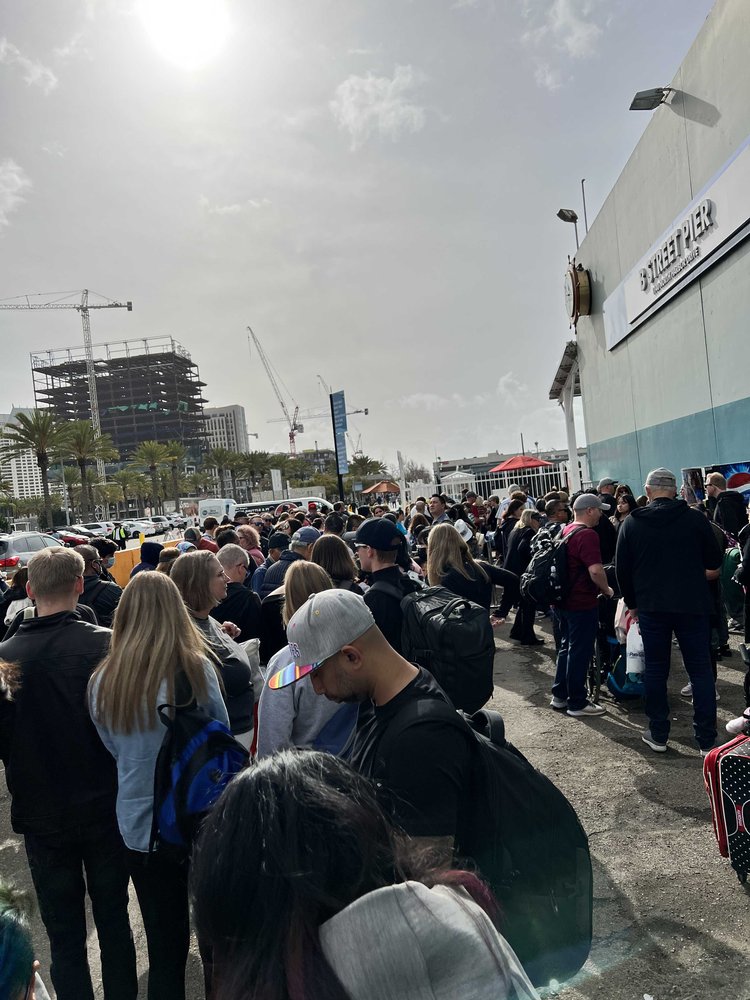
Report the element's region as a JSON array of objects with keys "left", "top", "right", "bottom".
[{"left": 110, "top": 538, "right": 178, "bottom": 587}]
